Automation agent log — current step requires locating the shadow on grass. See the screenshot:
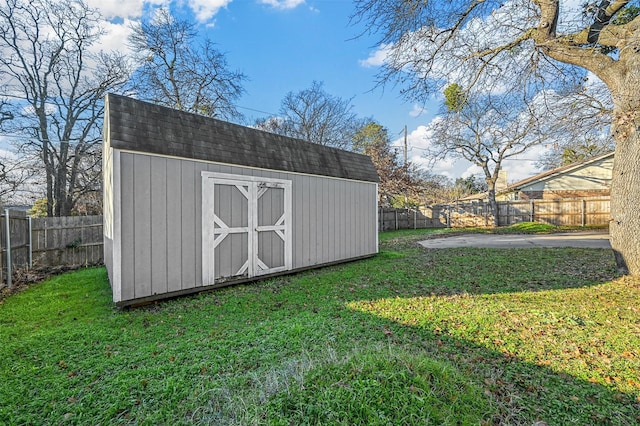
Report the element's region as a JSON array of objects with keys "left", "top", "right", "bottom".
[
  {"left": 255, "top": 245, "right": 637, "bottom": 424},
  {"left": 332, "top": 305, "right": 640, "bottom": 425},
  {"left": 1, "top": 244, "right": 637, "bottom": 425},
  {"left": 369, "top": 245, "right": 620, "bottom": 296}
]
